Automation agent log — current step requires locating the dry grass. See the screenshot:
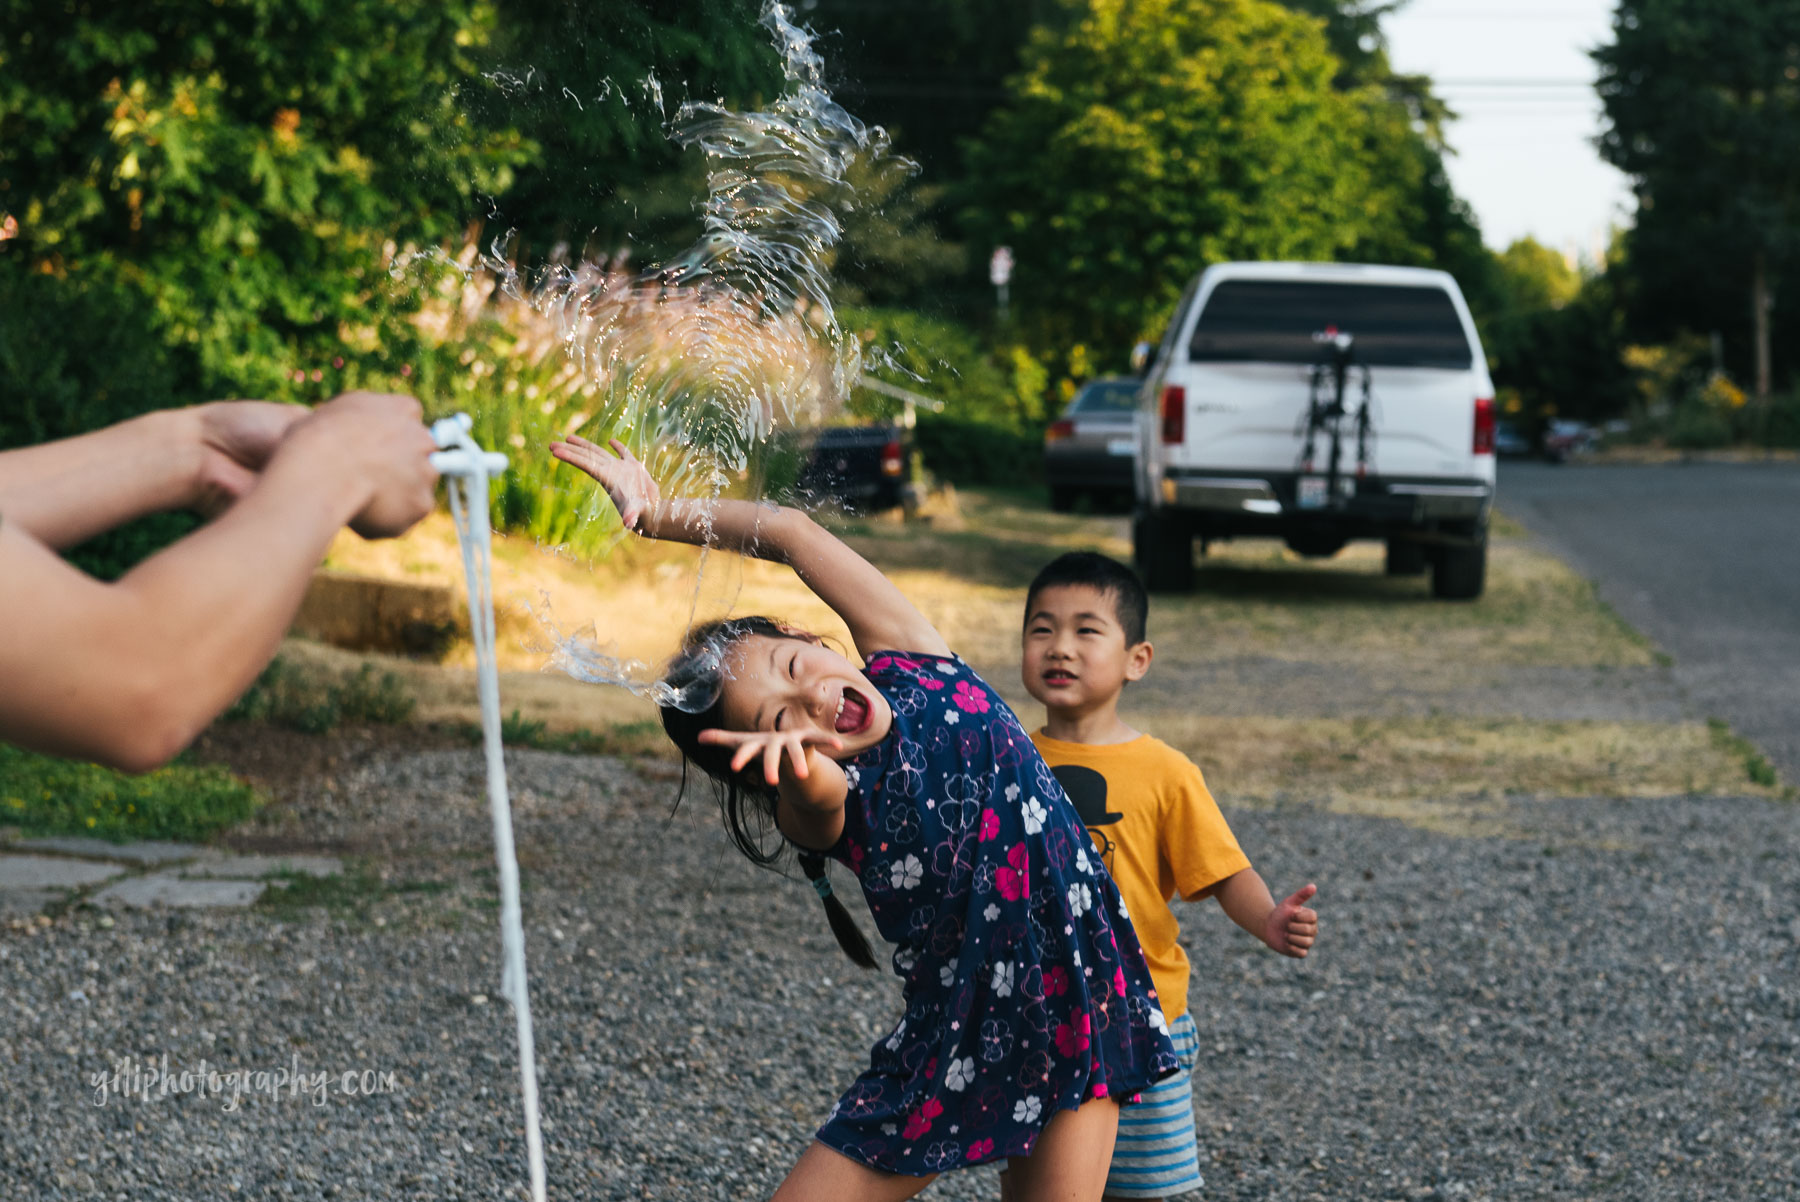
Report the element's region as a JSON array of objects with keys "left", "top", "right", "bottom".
[{"left": 302, "top": 487, "right": 1784, "bottom": 823}]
